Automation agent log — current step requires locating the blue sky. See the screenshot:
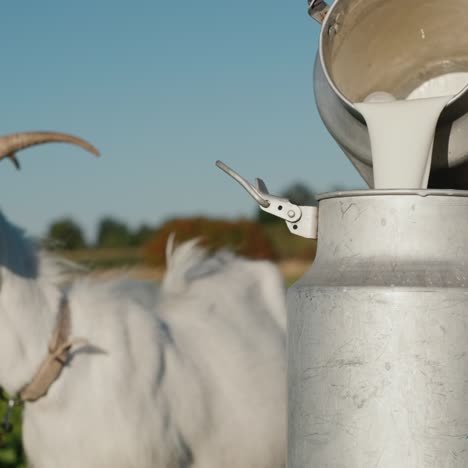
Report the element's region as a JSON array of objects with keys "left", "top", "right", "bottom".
[{"left": 0, "top": 1, "right": 364, "bottom": 242}]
